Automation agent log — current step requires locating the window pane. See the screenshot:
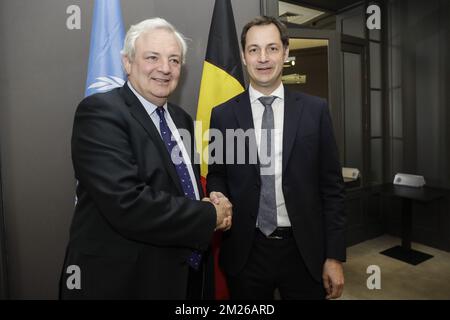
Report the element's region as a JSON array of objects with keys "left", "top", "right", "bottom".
[
  {"left": 392, "top": 88, "right": 402, "bottom": 138},
  {"left": 371, "top": 138, "right": 383, "bottom": 184},
  {"left": 343, "top": 52, "right": 363, "bottom": 171},
  {"left": 371, "top": 90, "right": 382, "bottom": 137},
  {"left": 392, "top": 139, "right": 403, "bottom": 177},
  {"left": 370, "top": 42, "right": 381, "bottom": 88}
]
